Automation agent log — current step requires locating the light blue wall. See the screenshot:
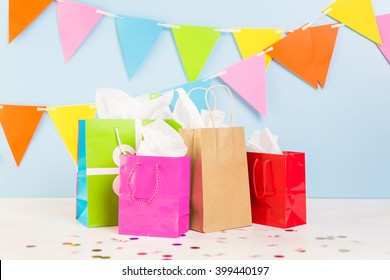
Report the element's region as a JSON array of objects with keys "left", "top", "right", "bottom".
[{"left": 0, "top": 0, "right": 389, "bottom": 198}]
